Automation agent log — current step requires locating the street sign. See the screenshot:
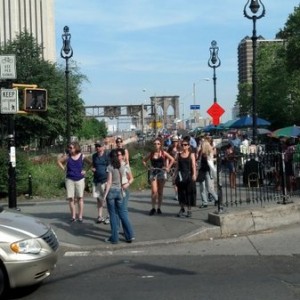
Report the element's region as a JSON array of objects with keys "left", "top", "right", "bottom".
[
  {"left": 190, "top": 105, "right": 200, "bottom": 110},
  {"left": 0, "top": 55, "right": 16, "bottom": 79},
  {"left": 207, "top": 102, "right": 225, "bottom": 125},
  {"left": 1, "top": 89, "right": 18, "bottom": 114}
]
